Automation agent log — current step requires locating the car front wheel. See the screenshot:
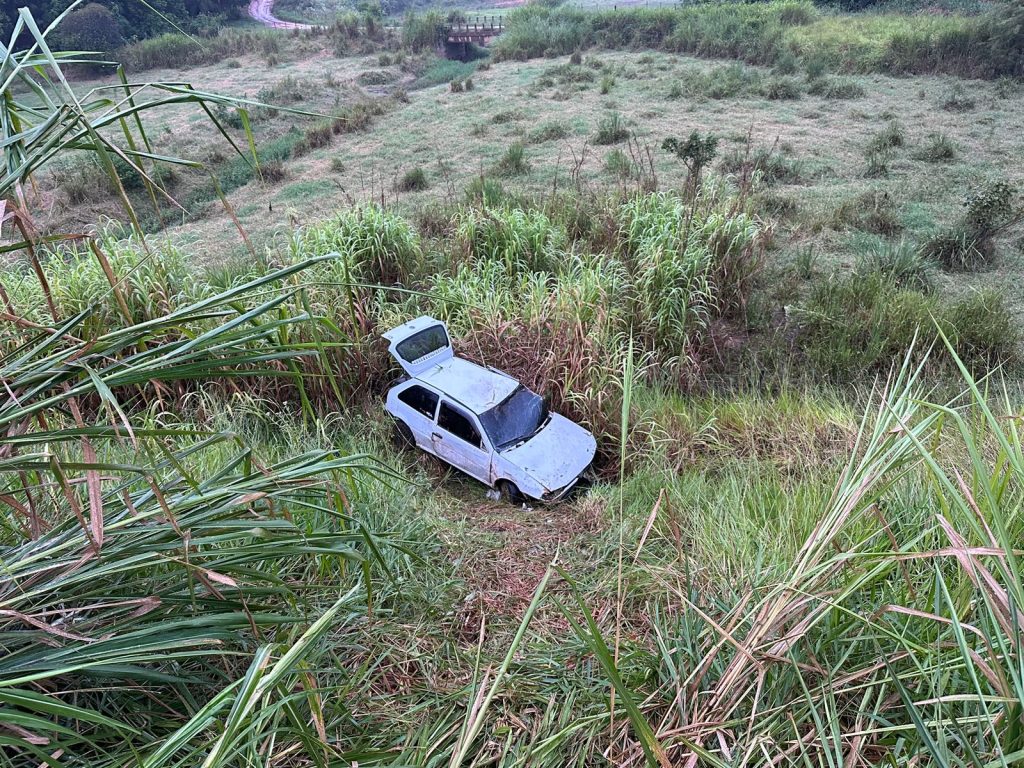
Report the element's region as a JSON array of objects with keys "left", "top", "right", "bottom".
[
  {"left": 392, "top": 419, "right": 415, "bottom": 448},
  {"left": 497, "top": 480, "right": 524, "bottom": 505}
]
